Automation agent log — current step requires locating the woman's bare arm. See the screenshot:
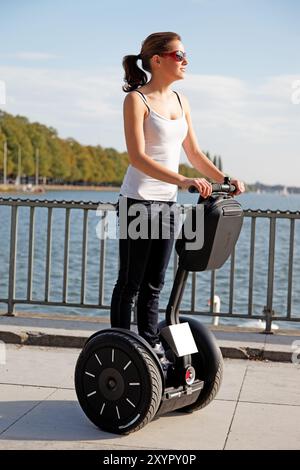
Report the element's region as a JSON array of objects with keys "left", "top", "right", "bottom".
[{"left": 123, "top": 92, "right": 213, "bottom": 197}]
